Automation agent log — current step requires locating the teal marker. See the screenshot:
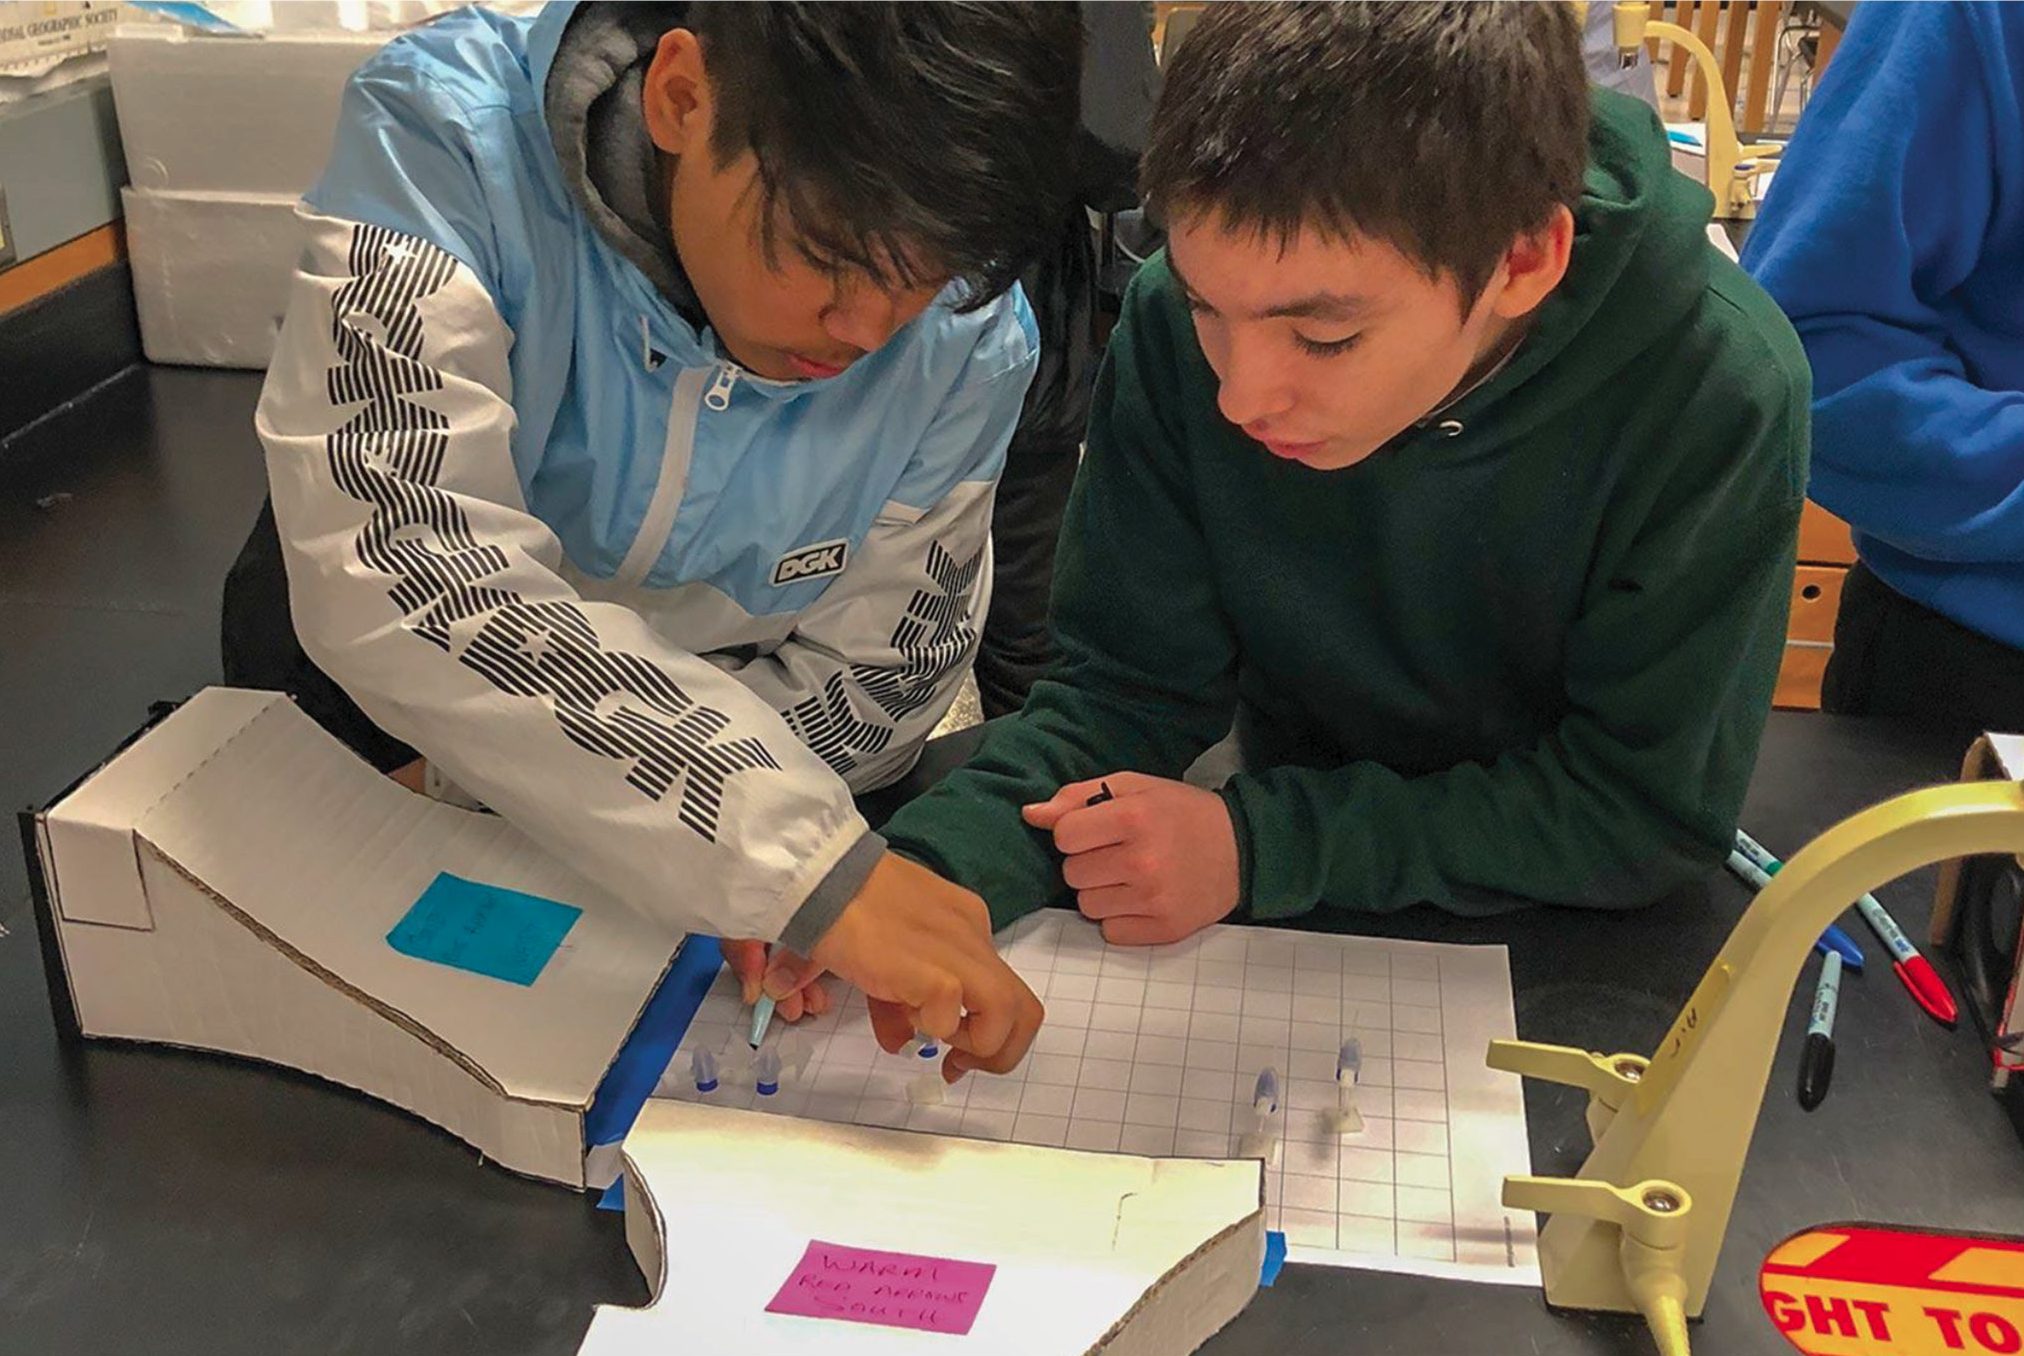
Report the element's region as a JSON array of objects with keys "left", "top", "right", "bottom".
[
  {"left": 748, "top": 993, "right": 776, "bottom": 1049},
  {"left": 1724, "top": 843, "right": 1865, "bottom": 972}
]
